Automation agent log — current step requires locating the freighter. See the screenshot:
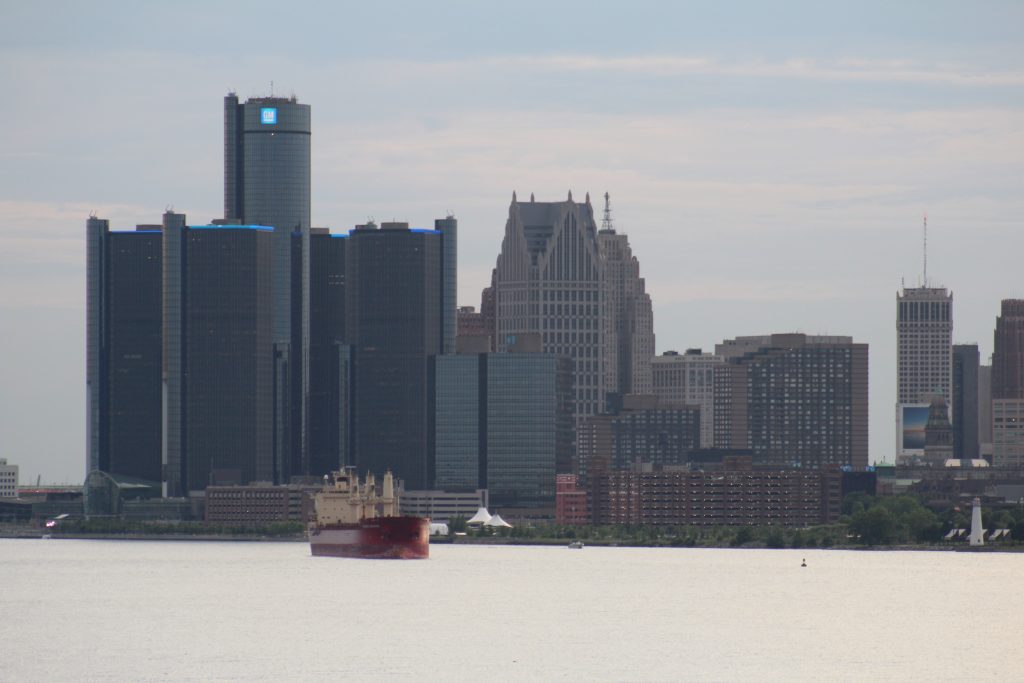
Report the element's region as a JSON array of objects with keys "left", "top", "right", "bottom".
[{"left": 308, "top": 468, "right": 429, "bottom": 559}]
